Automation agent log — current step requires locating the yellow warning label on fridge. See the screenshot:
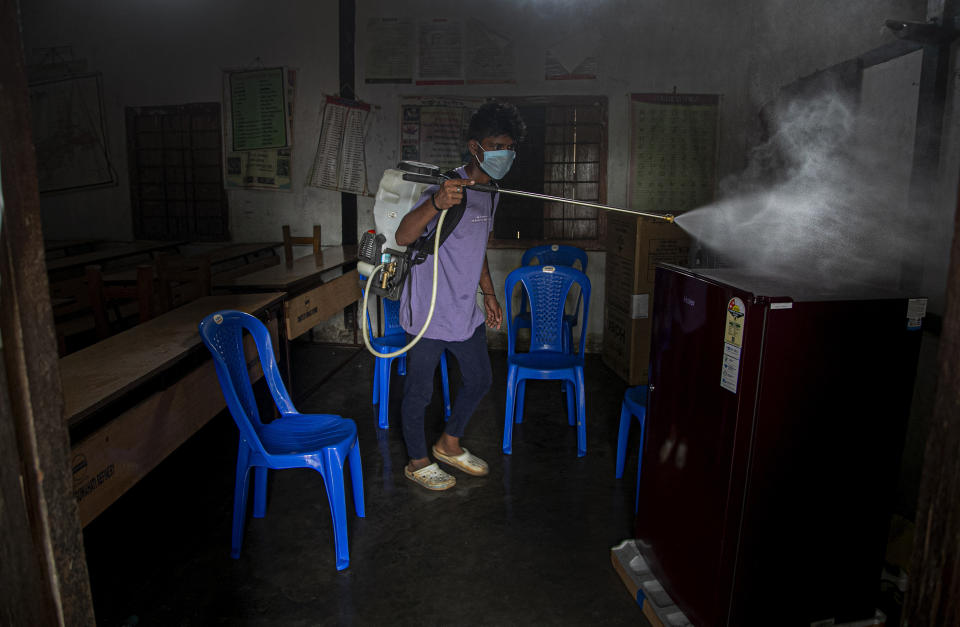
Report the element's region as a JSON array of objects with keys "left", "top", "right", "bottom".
[{"left": 725, "top": 297, "right": 745, "bottom": 347}]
